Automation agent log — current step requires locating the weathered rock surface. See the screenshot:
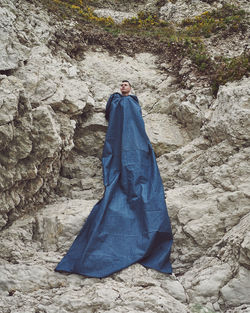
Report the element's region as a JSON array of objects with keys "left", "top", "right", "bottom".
[
  {"left": 0, "top": 0, "right": 249, "bottom": 312},
  {"left": 0, "top": 72, "right": 75, "bottom": 228},
  {"left": 0, "top": 199, "right": 188, "bottom": 313},
  {"left": 94, "top": 8, "right": 136, "bottom": 23}
]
